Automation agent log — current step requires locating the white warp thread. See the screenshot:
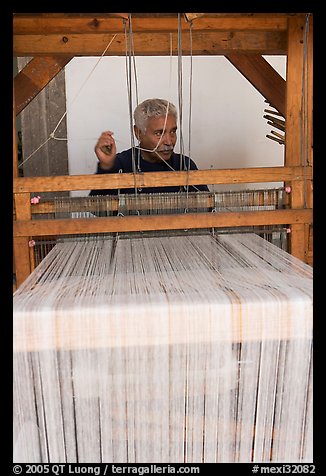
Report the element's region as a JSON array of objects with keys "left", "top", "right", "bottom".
[{"left": 13, "top": 233, "right": 313, "bottom": 463}]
